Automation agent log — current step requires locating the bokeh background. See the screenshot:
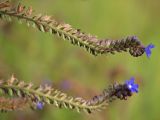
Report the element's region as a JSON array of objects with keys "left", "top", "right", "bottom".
[{"left": 0, "top": 0, "right": 160, "bottom": 120}]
